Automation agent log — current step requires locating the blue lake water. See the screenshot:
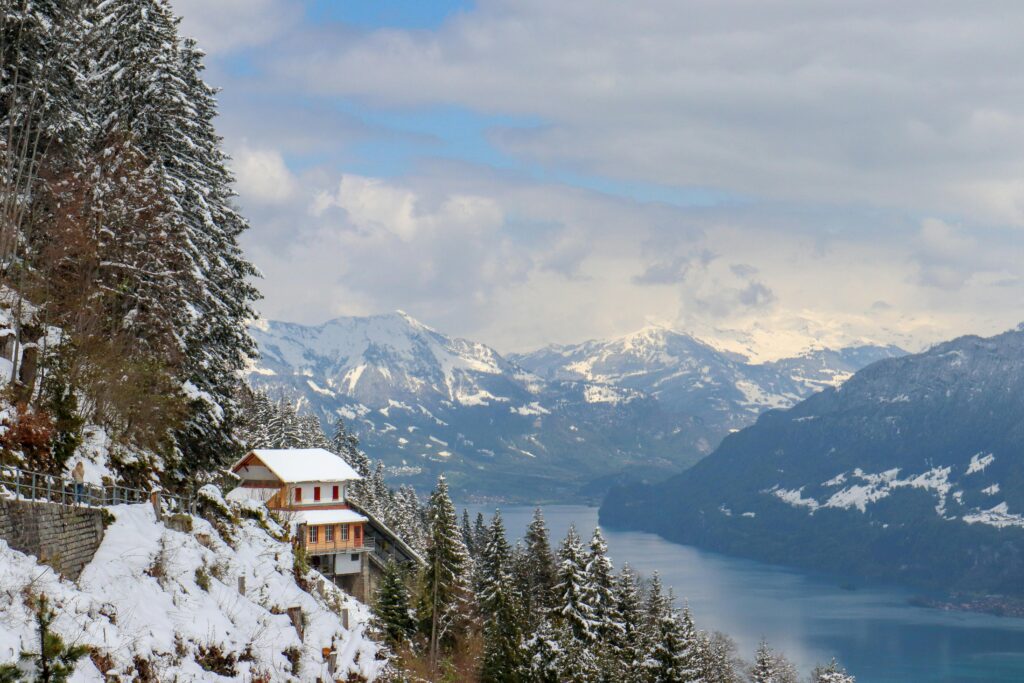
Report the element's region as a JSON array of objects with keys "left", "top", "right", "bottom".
[{"left": 464, "top": 504, "right": 1024, "bottom": 682}]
